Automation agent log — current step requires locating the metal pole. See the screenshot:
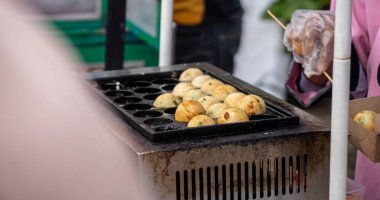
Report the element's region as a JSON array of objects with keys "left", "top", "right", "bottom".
[
  {"left": 159, "top": 0, "right": 174, "bottom": 66},
  {"left": 105, "top": 0, "right": 126, "bottom": 71},
  {"left": 329, "top": 0, "right": 352, "bottom": 199}
]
